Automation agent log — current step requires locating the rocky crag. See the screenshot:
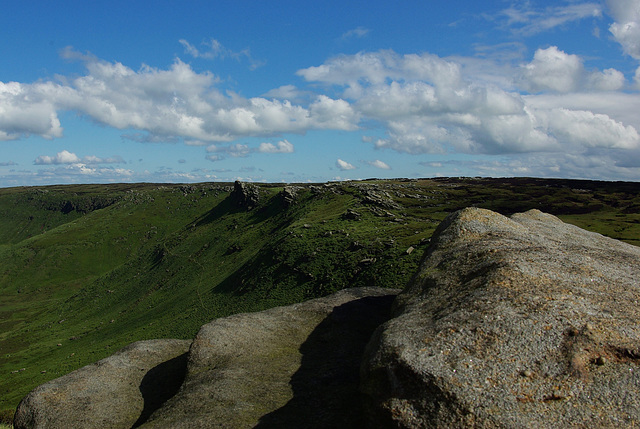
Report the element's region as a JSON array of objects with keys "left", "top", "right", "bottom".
[{"left": 14, "top": 208, "right": 640, "bottom": 428}]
